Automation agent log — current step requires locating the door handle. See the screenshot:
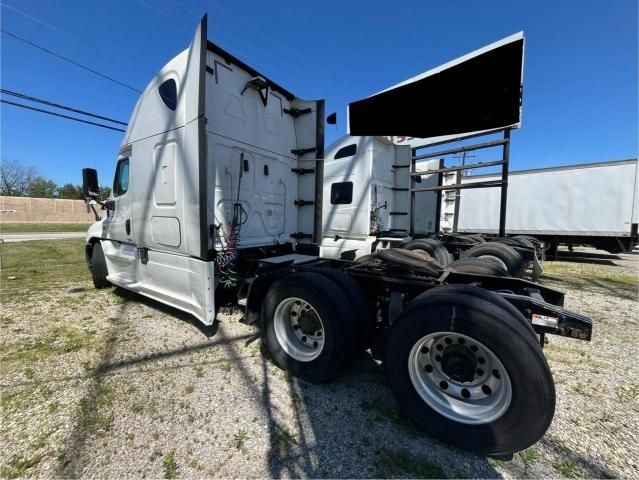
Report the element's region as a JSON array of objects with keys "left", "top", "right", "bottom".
[{"left": 126, "top": 219, "right": 131, "bottom": 235}]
